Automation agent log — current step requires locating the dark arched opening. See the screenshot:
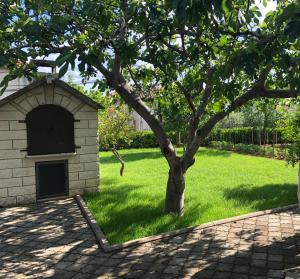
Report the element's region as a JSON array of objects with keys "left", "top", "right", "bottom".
[{"left": 26, "top": 105, "right": 75, "bottom": 155}]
